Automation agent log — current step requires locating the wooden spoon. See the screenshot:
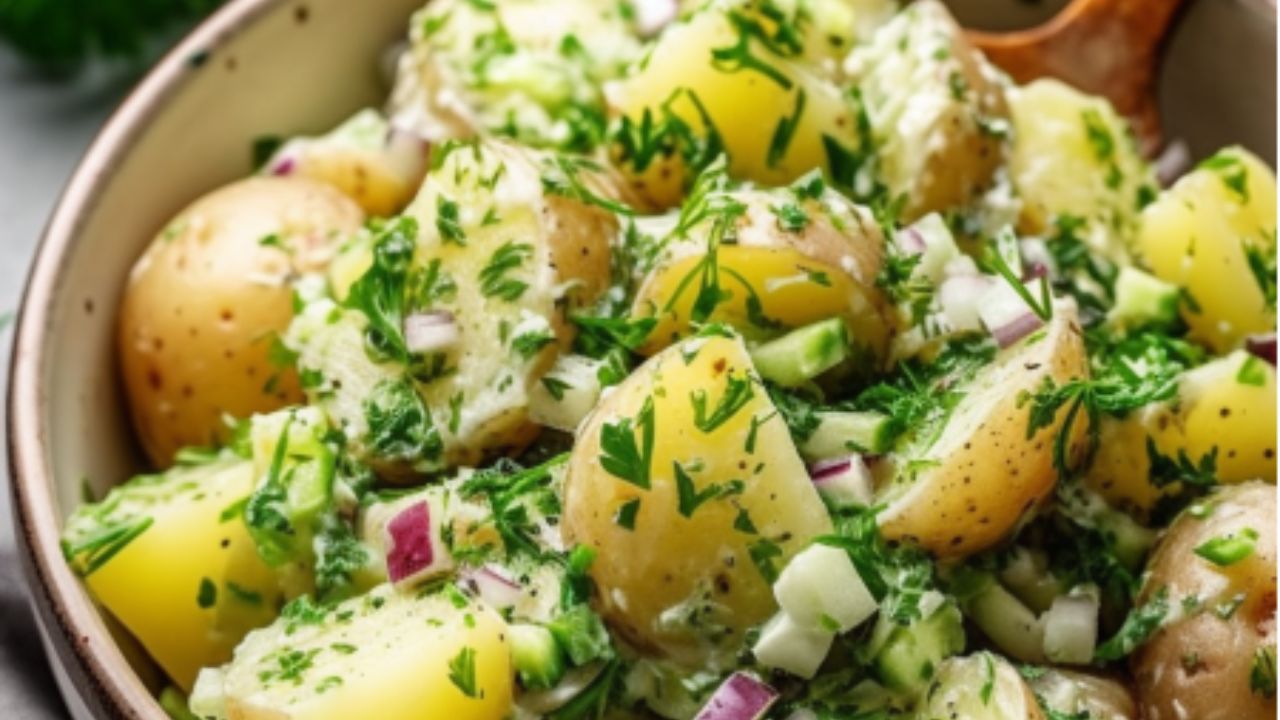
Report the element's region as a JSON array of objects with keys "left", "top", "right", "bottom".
[{"left": 966, "top": 0, "right": 1189, "bottom": 153}]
